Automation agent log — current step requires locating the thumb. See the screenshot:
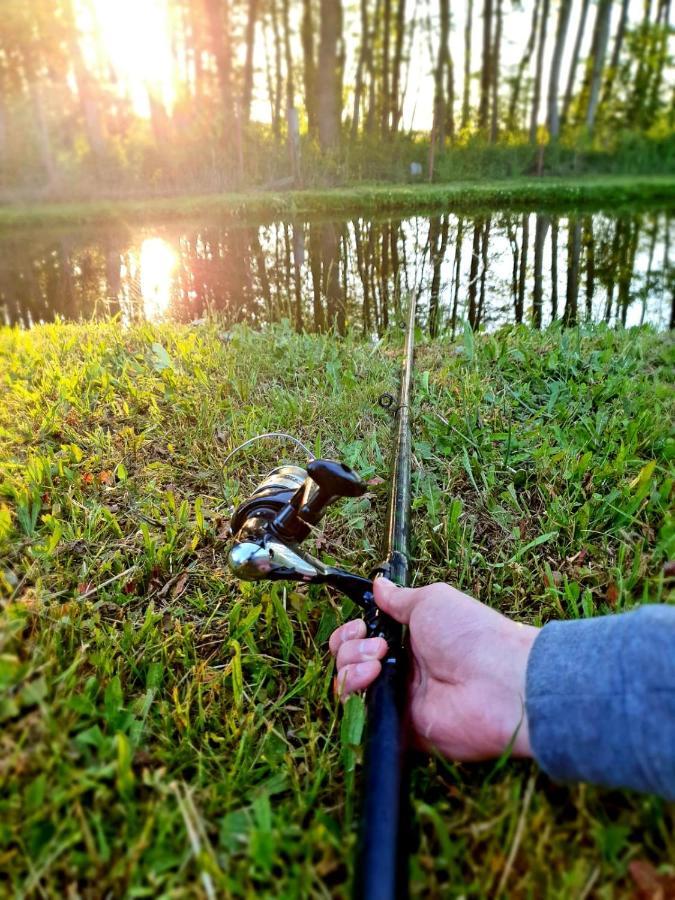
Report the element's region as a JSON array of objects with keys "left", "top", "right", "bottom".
[{"left": 373, "top": 577, "right": 423, "bottom": 624}]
